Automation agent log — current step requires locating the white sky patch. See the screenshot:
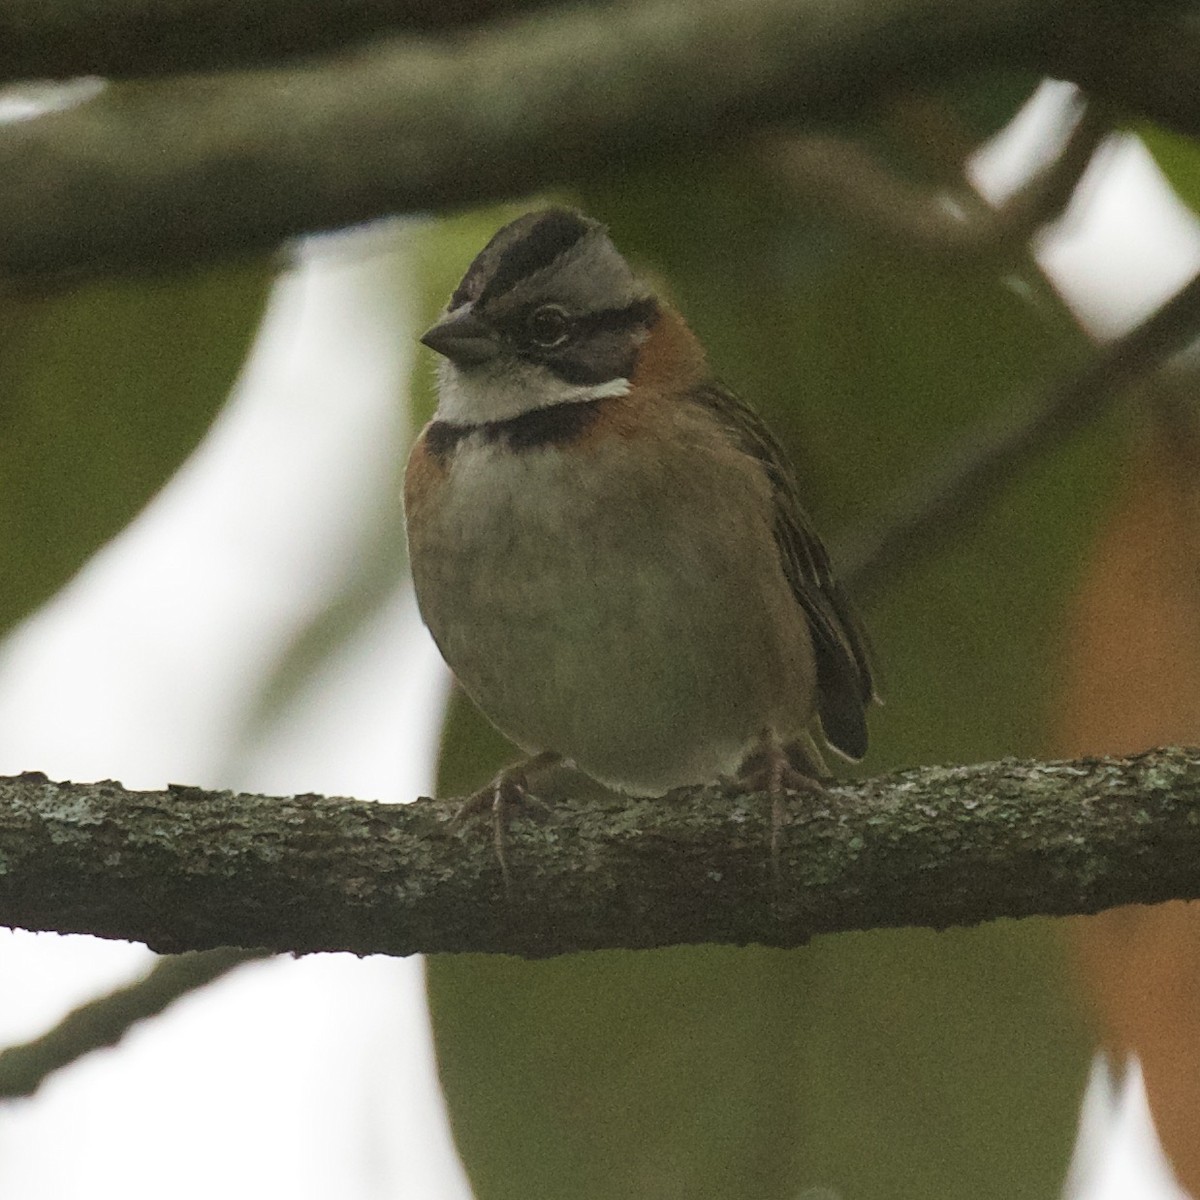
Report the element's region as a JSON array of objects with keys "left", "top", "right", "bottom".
[{"left": 970, "top": 79, "right": 1200, "bottom": 338}]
